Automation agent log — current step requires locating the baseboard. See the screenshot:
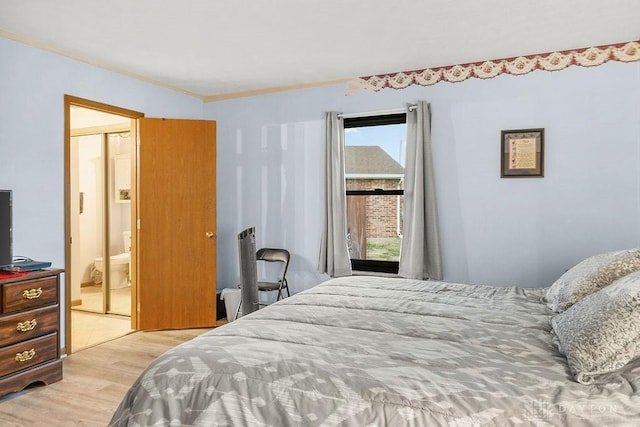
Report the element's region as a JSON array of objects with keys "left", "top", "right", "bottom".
[
  {"left": 80, "top": 281, "right": 97, "bottom": 288},
  {"left": 70, "top": 299, "right": 82, "bottom": 307}
]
